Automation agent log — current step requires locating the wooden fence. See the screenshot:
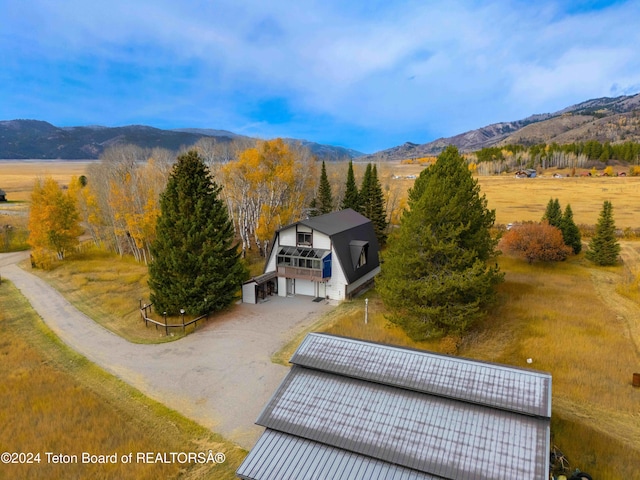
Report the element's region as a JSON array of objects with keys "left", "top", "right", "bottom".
[{"left": 139, "top": 301, "right": 210, "bottom": 335}]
